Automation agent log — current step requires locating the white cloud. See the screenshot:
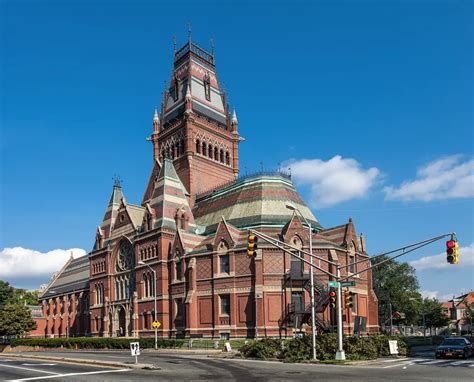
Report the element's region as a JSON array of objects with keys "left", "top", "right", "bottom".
[
  {"left": 409, "top": 243, "right": 474, "bottom": 271},
  {"left": 384, "top": 155, "right": 474, "bottom": 201},
  {"left": 286, "top": 155, "right": 380, "bottom": 208},
  {"left": 0, "top": 247, "right": 87, "bottom": 279},
  {"left": 421, "top": 290, "right": 439, "bottom": 299}
]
